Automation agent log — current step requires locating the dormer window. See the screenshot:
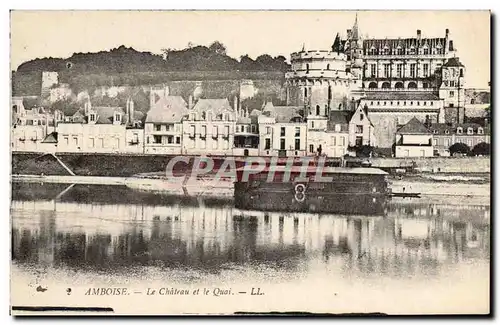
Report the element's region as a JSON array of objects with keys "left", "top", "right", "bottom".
[
  {"left": 467, "top": 127, "right": 474, "bottom": 135},
  {"left": 433, "top": 130, "right": 438, "bottom": 134},
  {"left": 457, "top": 127, "right": 463, "bottom": 134},
  {"left": 445, "top": 130, "right": 450, "bottom": 134},
  {"left": 114, "top": 113, "right": 121, "bottom": 122},
  {"left": 90, "top": 113, "right": 96, "bottom": 122},
  {"left": 478, "top": 127, "right": 484, "bottom": 134}
]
